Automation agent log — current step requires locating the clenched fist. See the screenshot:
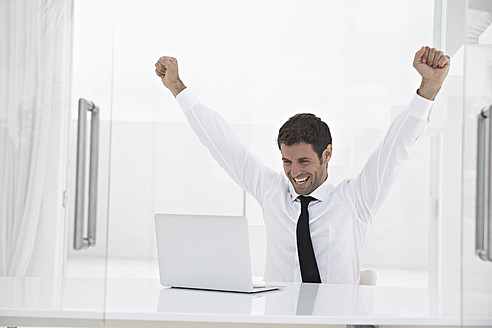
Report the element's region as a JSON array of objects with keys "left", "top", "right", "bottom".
[
  {"left": 413, "top": 46, "right": 450, "bottom": 100},
  {"left": 155, "top": 56, "right": 186, "bottom": 97}
]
